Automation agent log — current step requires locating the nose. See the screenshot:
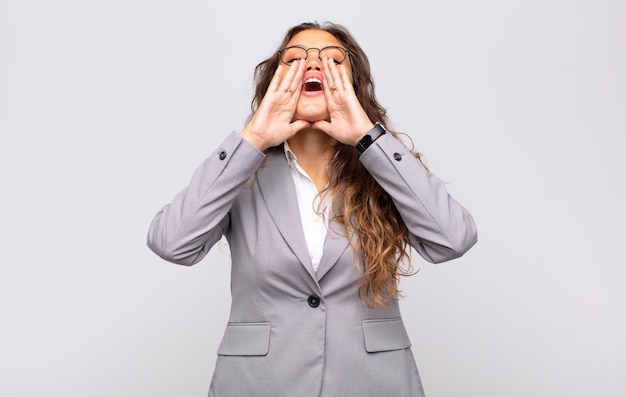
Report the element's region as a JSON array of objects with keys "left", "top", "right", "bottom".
[{"left": 305, "top": 48, "right": 322, "bottom": 71}]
